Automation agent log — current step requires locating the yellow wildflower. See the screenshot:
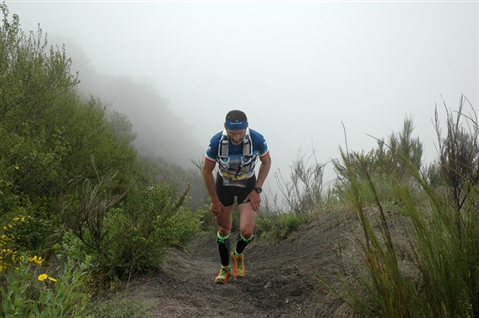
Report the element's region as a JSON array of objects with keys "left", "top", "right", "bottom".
[
  {"left": 29, "top": 255, "right": 44, "bottom": 265},
  {"left": 12, "top": 217, "right": 19, "bottom": 222},
  {"left": 48, "top": 276, "right": 57, "bottom": 282},
  {"left": 15, "top": 166, "right": 19, "bottom": 170},
  {"left": 38, "top": 274, "right": 48, "bottom": 281}
]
